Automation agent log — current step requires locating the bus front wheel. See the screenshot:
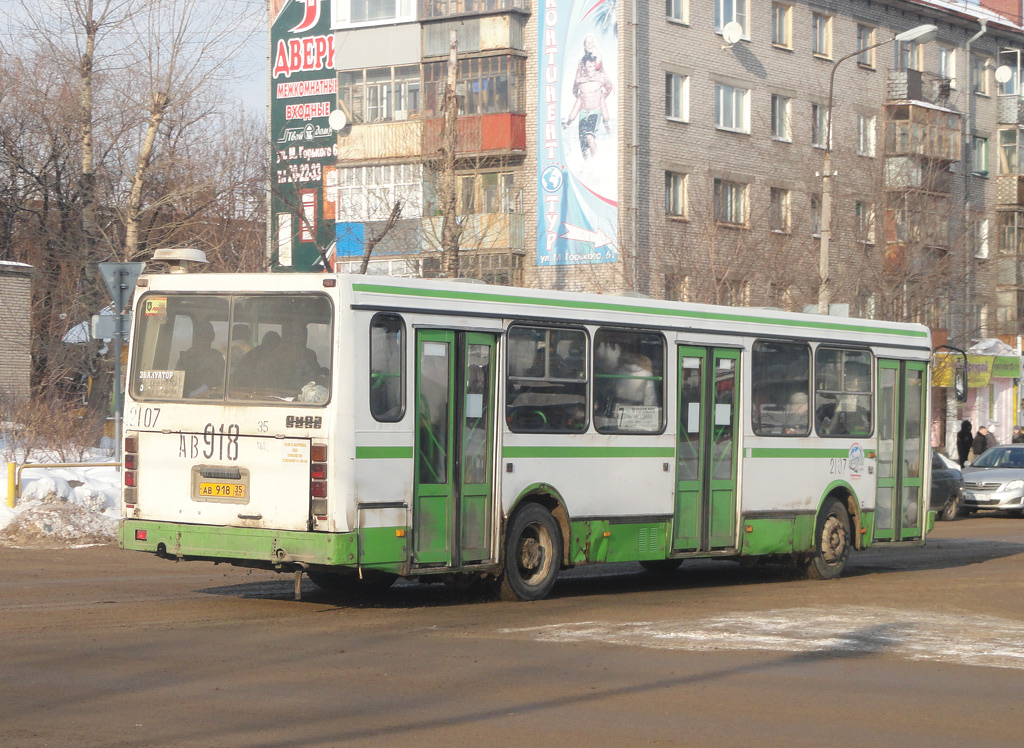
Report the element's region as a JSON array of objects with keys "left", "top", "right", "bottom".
[
  {"left": 805, "top": 498, "right": 851, "bottom": 580},
  {"left": 499, "top": 503, "right": 562, "bottom": 602}
]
